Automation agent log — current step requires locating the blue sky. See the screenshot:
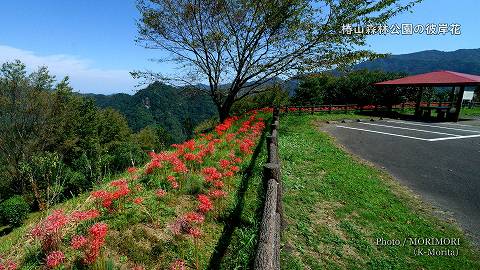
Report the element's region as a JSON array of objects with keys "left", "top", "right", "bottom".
[{"left": 0, "top": 0, "right": 478, "bottom": 94}]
